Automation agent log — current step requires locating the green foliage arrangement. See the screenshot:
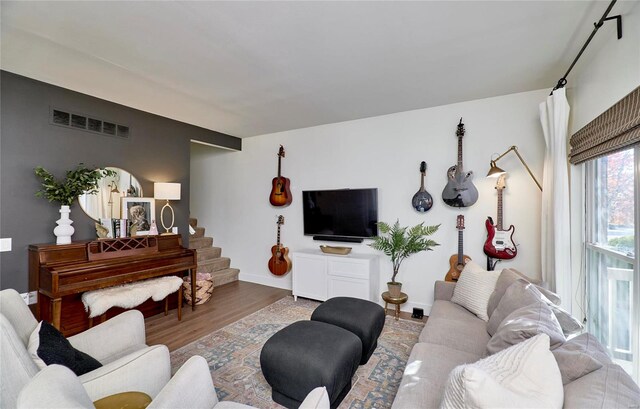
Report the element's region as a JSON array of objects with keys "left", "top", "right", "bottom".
[
  {"left": 369, "top": 220, "right": 440, "bottom": 283},
  {"left": 34, "top": 164, "right": 116, "bottom": 206},
  {"left": 608, "top": 236, "right": 634, "bottom": 251}
]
